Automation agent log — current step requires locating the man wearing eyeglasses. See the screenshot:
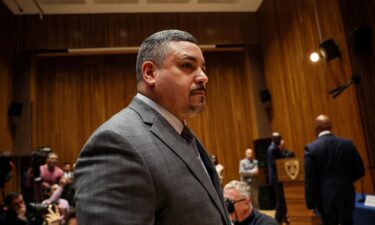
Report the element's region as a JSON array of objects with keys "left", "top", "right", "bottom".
[{"left": 223, "top": 181, "right": 277, "bottom": 225}]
